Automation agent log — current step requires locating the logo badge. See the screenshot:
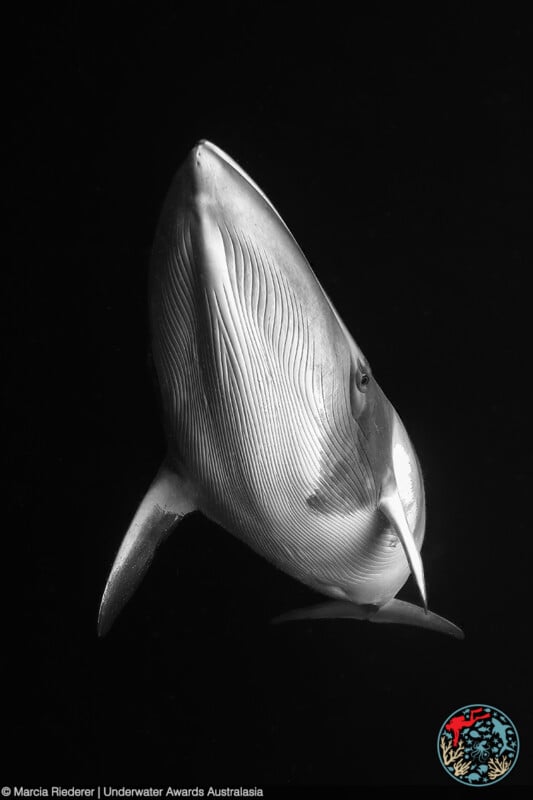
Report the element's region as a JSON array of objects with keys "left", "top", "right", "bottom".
[{"left": 437, "top": 704, "right": 519, "bottom": 786}]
